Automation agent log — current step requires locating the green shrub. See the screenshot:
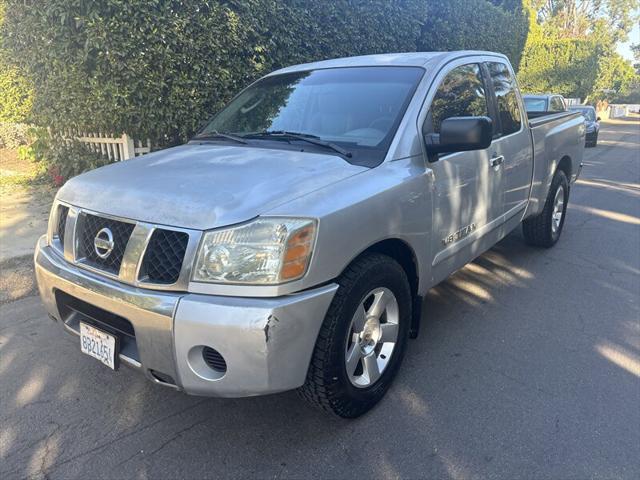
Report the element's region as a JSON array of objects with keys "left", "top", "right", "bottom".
[
  {"left": 0, "top": 121, "right": 30, "bottom": 148},
  {"left": 0, "top": 0, "right": 529, "bottom": 149},
  {"left": 45, "top": 139, "right": 112, "bottom": 186},
  {"left": 517, "top": 38, "right": 603, "bottom": 99},
  {"left": 17, "top": 128, "right": 112, "bottom": 186}
]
